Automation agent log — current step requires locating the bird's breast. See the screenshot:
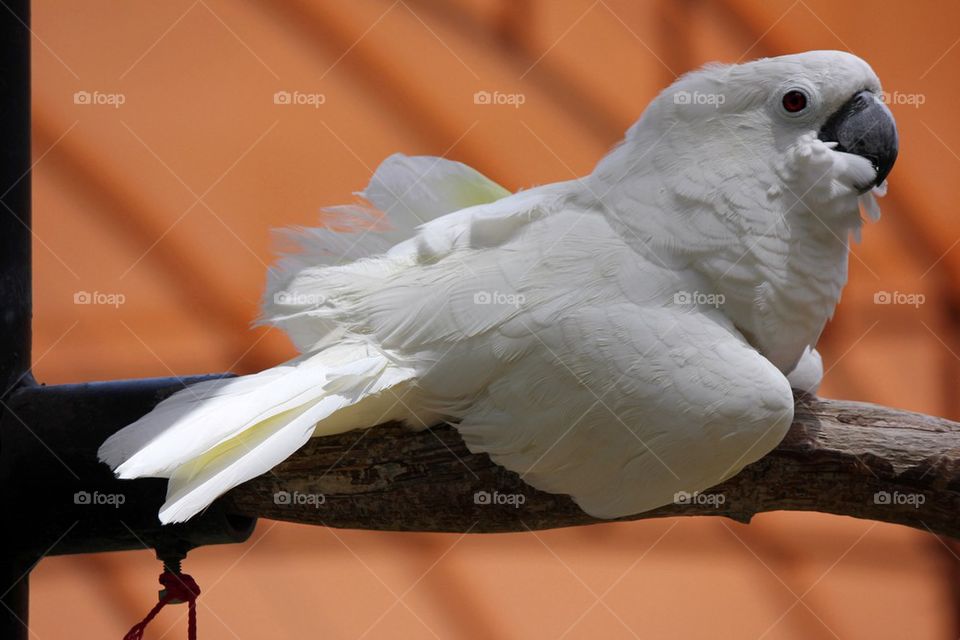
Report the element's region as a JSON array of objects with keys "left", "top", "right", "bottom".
[{"left": 702, "top": 231, "right": 849, "bottom": 373}]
